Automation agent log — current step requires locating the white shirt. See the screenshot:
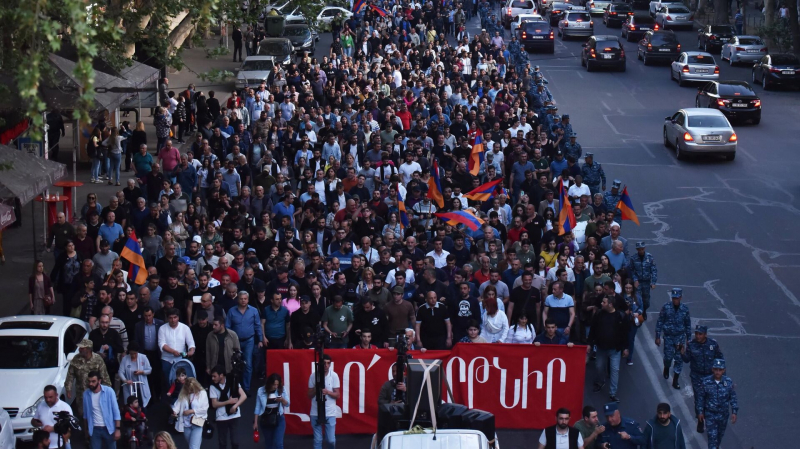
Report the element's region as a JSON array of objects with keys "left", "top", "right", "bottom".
[
  {"left": 91, "top": 391, "right": 105, "bottom": 427},
  {"left": 538, "top": 427, "right": 584, "bottom": 449},
  {"left": 209, "top": 381, "right": 242, "bottom": 420},
  {"left": 158, "top": 322, "right": 196, "bottom": 363},
  {"left": 546, "top": 266, "right": 576, "bottom": 282},
  {"left": 34, "top": 399, "right": 73, "bottom": 448},
  {"left": 426, "top": 250, "right": 450, "bottom": 268},
  {"left": 504, "top": 325, "right": 535, "bottom": 344},
  {"left": 385, "top": 268, "right": 415, "bottom": 287},
  {"left": 308, "top": 370, "right": 342, "bottom": 417},
  {"left": 568, "top": 183, "right": 591, "bottom": 199},
  {"left": 399, "top": 162, "right": 421, "bottom": 185}
]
